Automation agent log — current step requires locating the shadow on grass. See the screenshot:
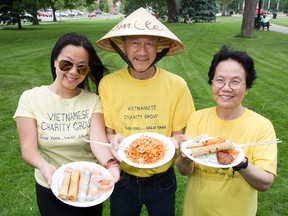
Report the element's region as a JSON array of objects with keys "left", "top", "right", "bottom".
[{"left": 0, "top": 26, "right": 41, "bottom": 30}]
